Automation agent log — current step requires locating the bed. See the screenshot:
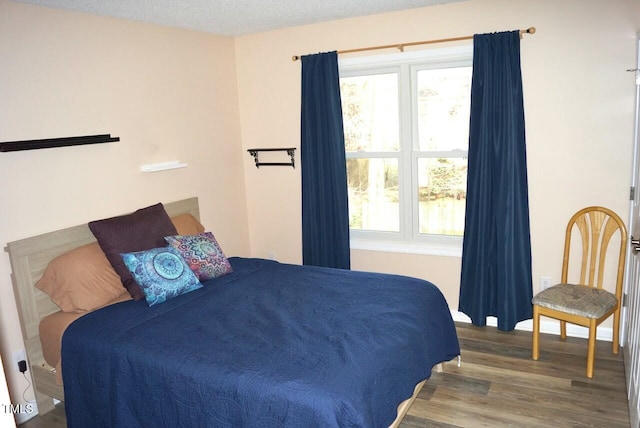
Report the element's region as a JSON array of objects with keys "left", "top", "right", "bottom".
[{"left": 6, "top": 197, "right": 460, "bottom": 427}]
